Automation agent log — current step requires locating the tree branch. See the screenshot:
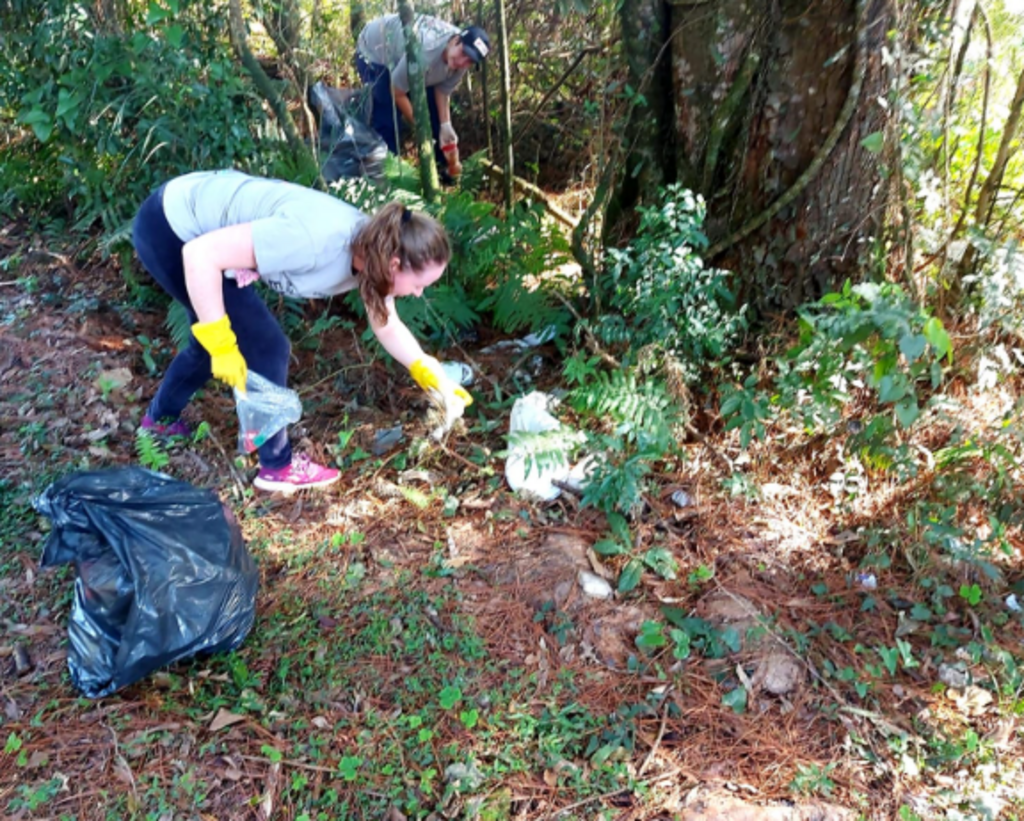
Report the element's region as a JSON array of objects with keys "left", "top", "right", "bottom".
[
  {"left": 950, "top": 1, "right": 990, "bottom": 241},
  {"left": 511, "top": 45, "right": 600, "bottom": 149},
  {"left": 227, "top": 0, "right": 317, "bottom": 178},
  {"left": 478, "top": 158, "right": 577, "bottom": 227}
]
